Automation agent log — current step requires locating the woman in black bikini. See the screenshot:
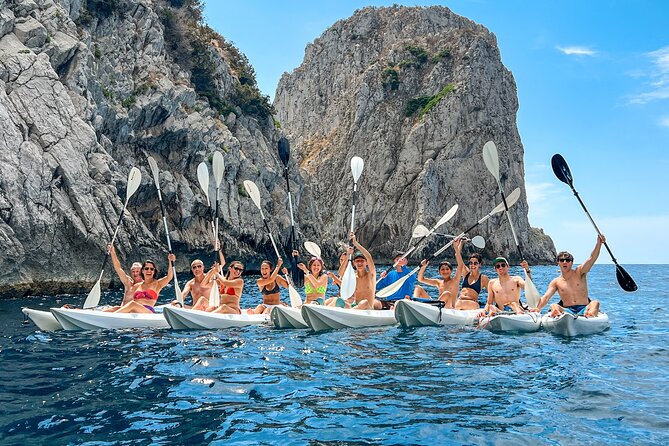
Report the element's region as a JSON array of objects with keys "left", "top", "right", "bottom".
[
  {"left": 250, "top": 258, "right": 290, "bottom": 314},
  {"left": 455, "top": 252, "right": 489, "bottom": 310}
]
